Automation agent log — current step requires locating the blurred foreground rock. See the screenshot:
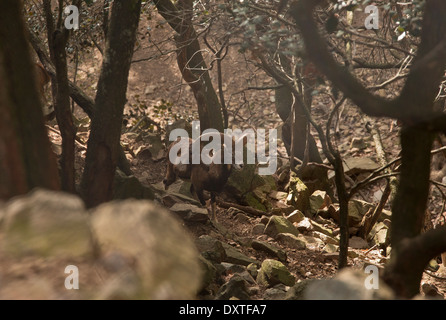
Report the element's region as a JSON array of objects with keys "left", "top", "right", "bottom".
[{"left": 0, "top": 189, "right": 202, "bottom": 300}]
